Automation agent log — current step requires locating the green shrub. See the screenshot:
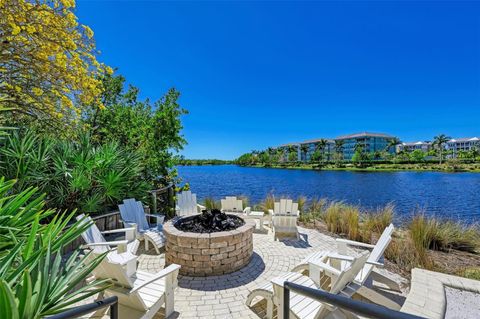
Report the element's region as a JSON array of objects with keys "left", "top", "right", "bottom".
[{"left": 0, "top": 130, "right": 150, "bottom": 215}]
